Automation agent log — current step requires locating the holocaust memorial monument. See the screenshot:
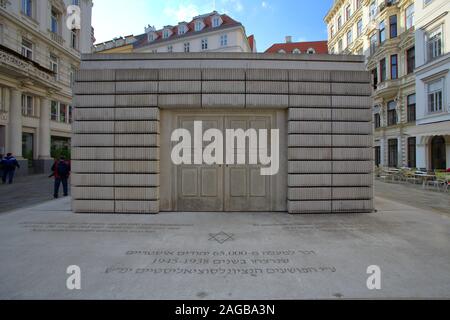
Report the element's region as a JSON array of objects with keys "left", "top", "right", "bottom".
[{"left": 72, "top": 53, "right": 373, "bottom": 214}]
